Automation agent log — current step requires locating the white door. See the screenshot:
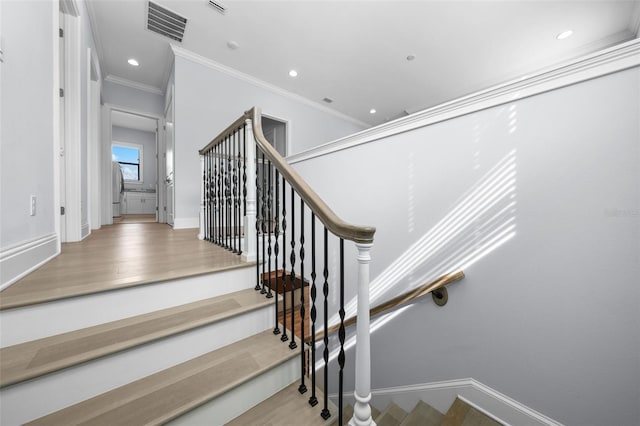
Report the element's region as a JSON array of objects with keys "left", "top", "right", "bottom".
[{"left": 165, "top": 98, "right": 174, "bottom": 226}]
